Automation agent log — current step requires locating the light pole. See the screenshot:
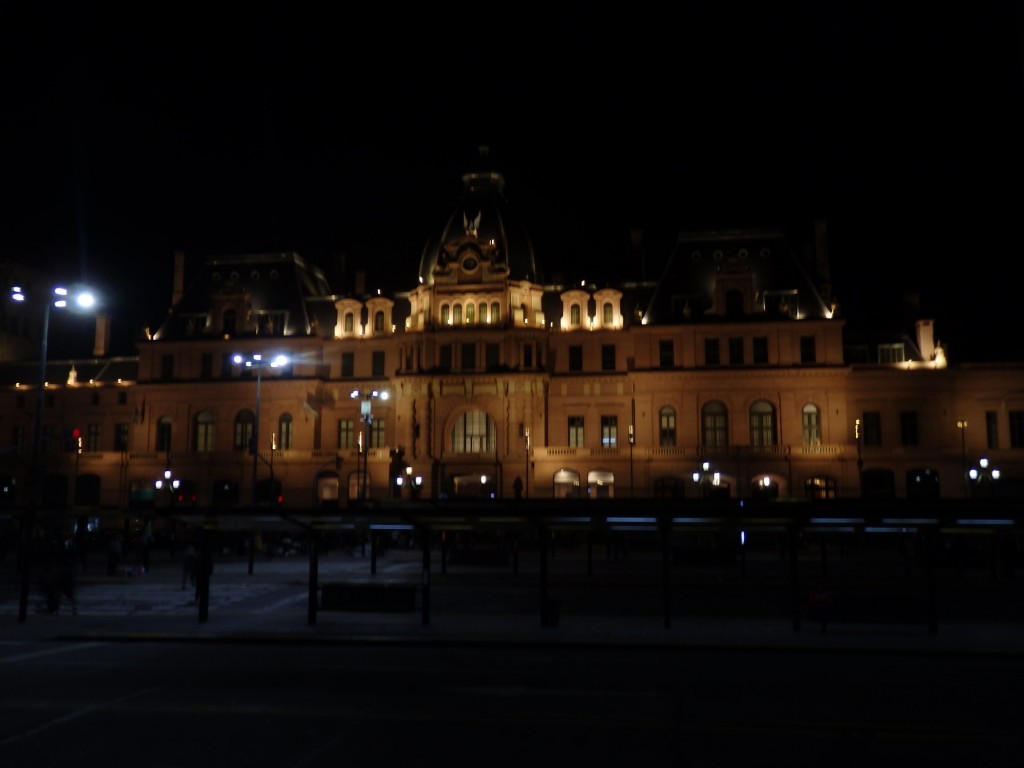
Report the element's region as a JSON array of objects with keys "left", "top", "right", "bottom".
[
  {"left": 968, "top": 456, "right": 1000, "bottom": 498},
  {"left": 629, "top": 384, "right": 636, "bottom": 498},
  {"left": 957, "top": 420, "right": 969, "bottom": 498},
  {"left": 233, "top": 353, "right": 289, "bottom": 509},
  {"left": 524, "top": 427, "right": 530, "bottom": 498},
  {"left": 350, "top": 388, "right": 388, "bottom": 500},
  {"left": 692, "top": 460, "right": 723, "bottom": 499},
  {"left": 11, "top": 284, "right": 96, "bottom": 622}
]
